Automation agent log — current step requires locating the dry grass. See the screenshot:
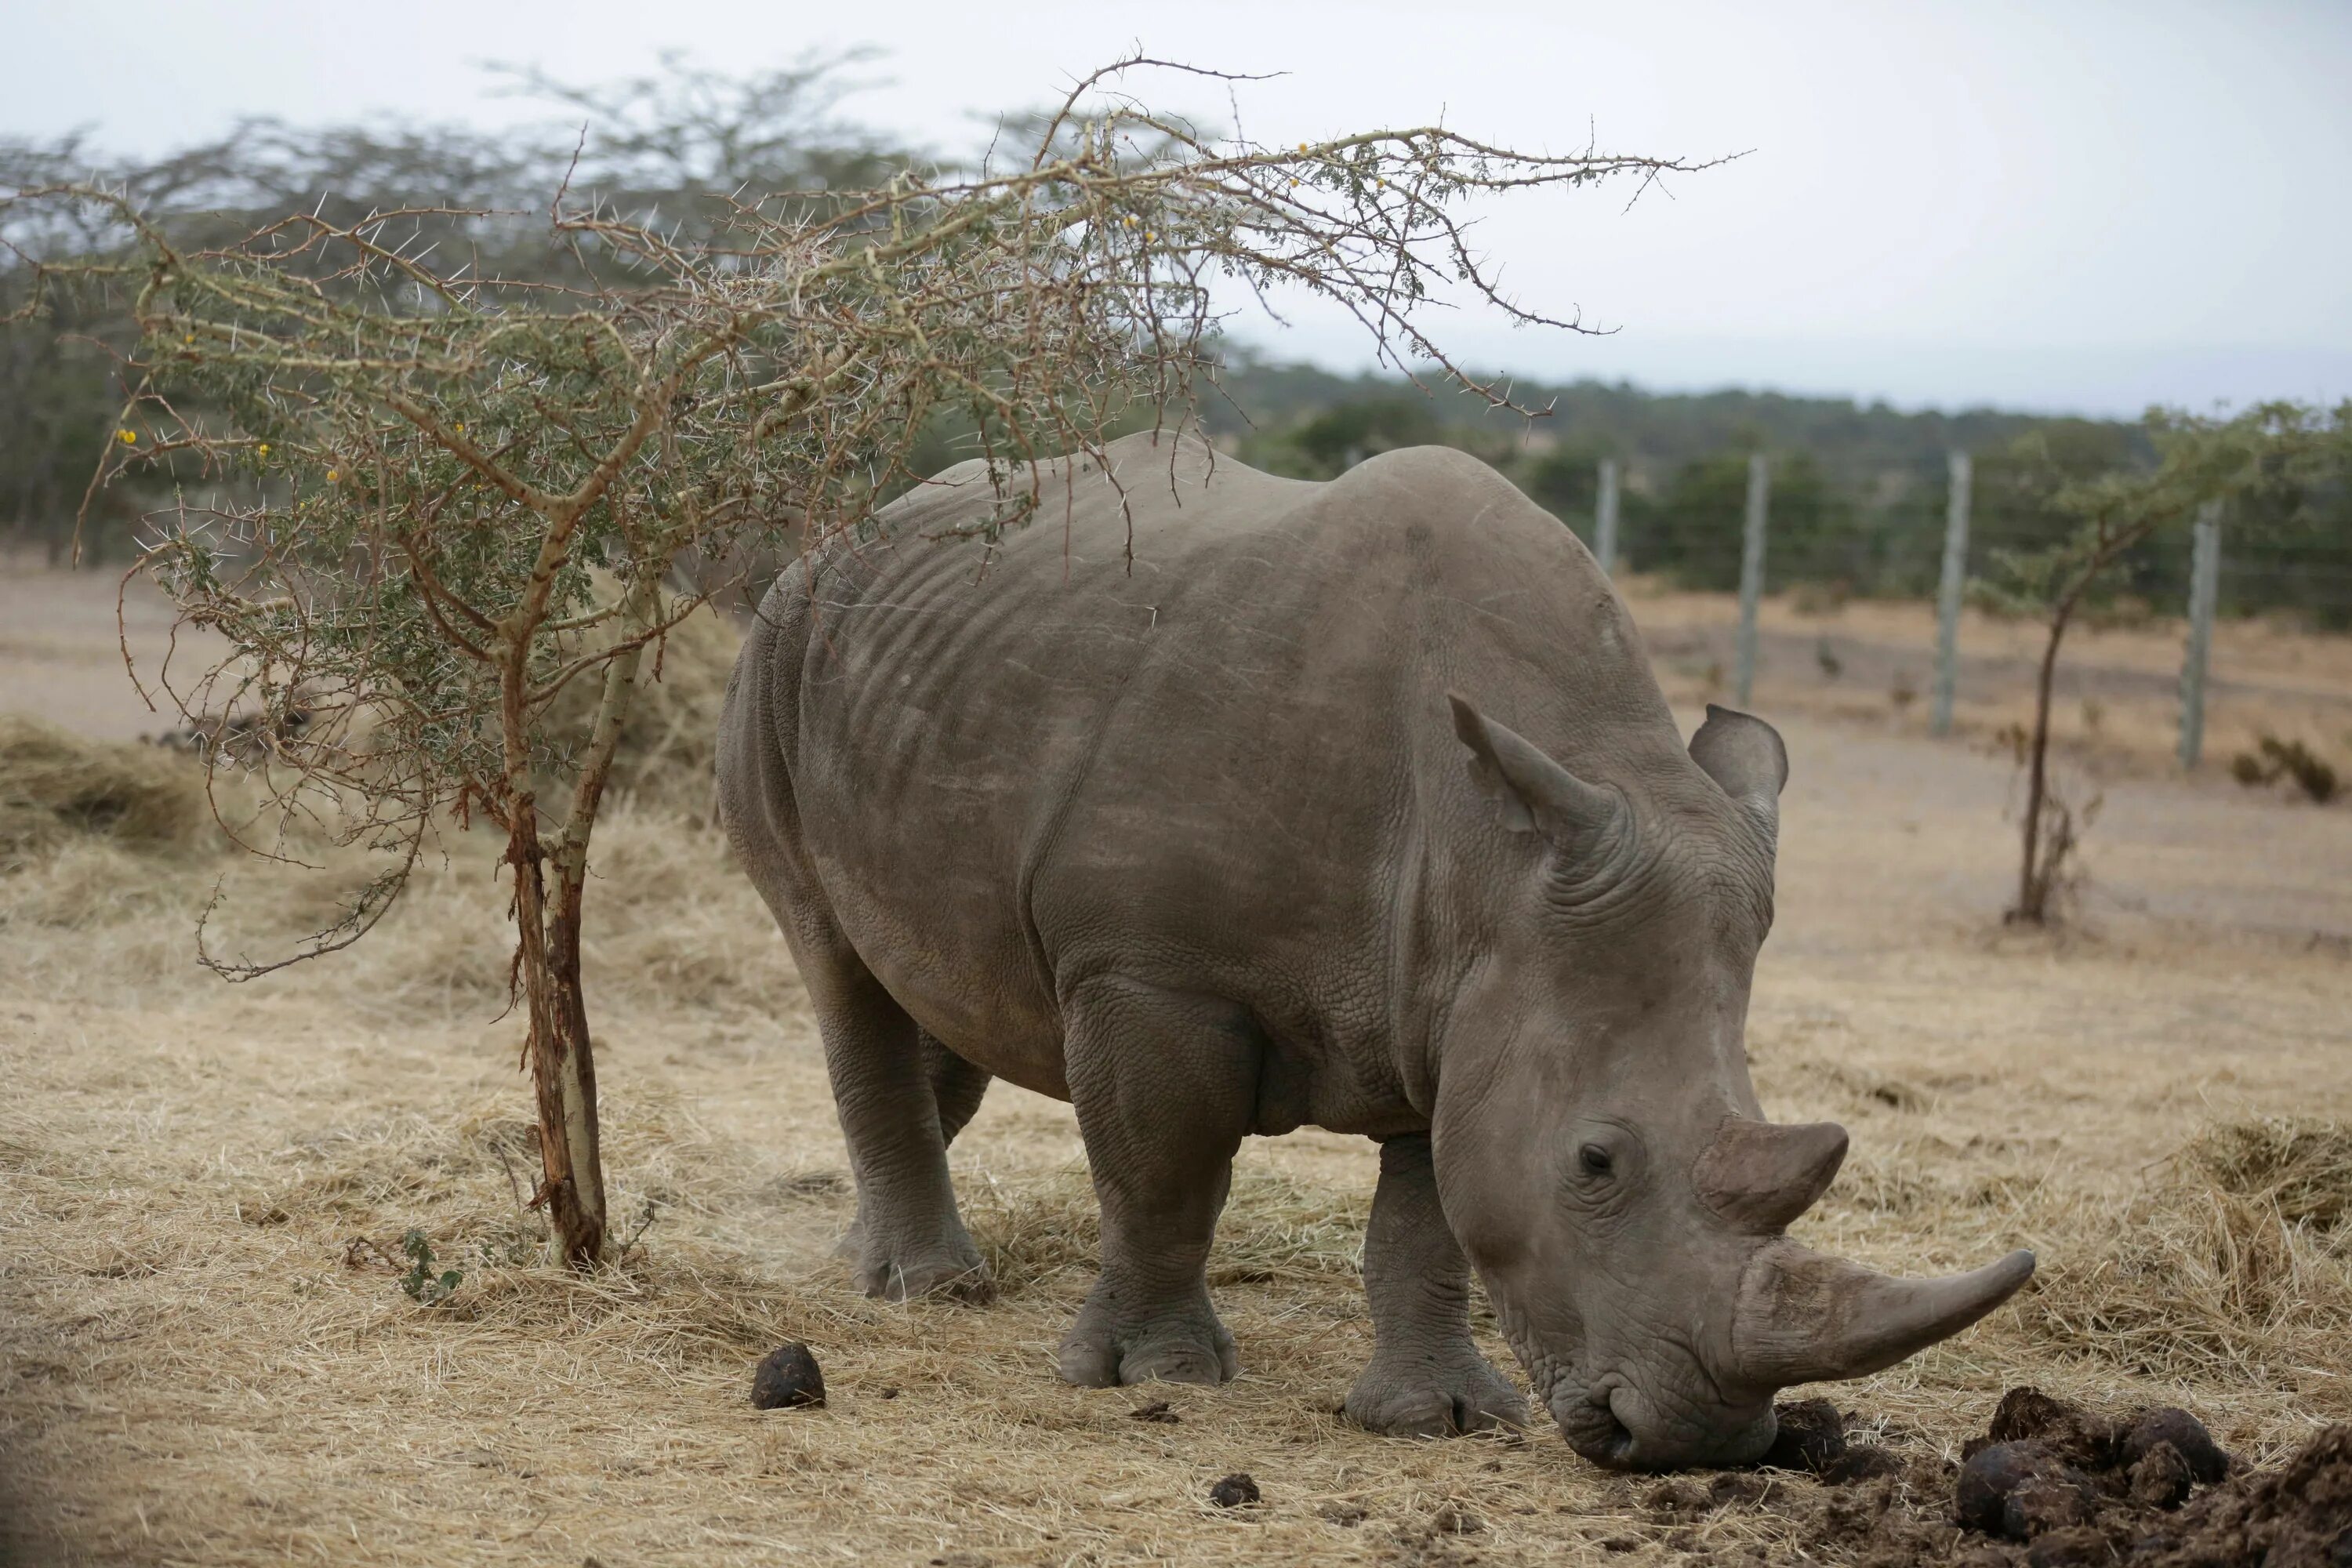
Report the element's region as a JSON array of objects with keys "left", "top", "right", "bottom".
[{"left": 4, "top": 582, "right": 2351, "bottom": 1565}]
